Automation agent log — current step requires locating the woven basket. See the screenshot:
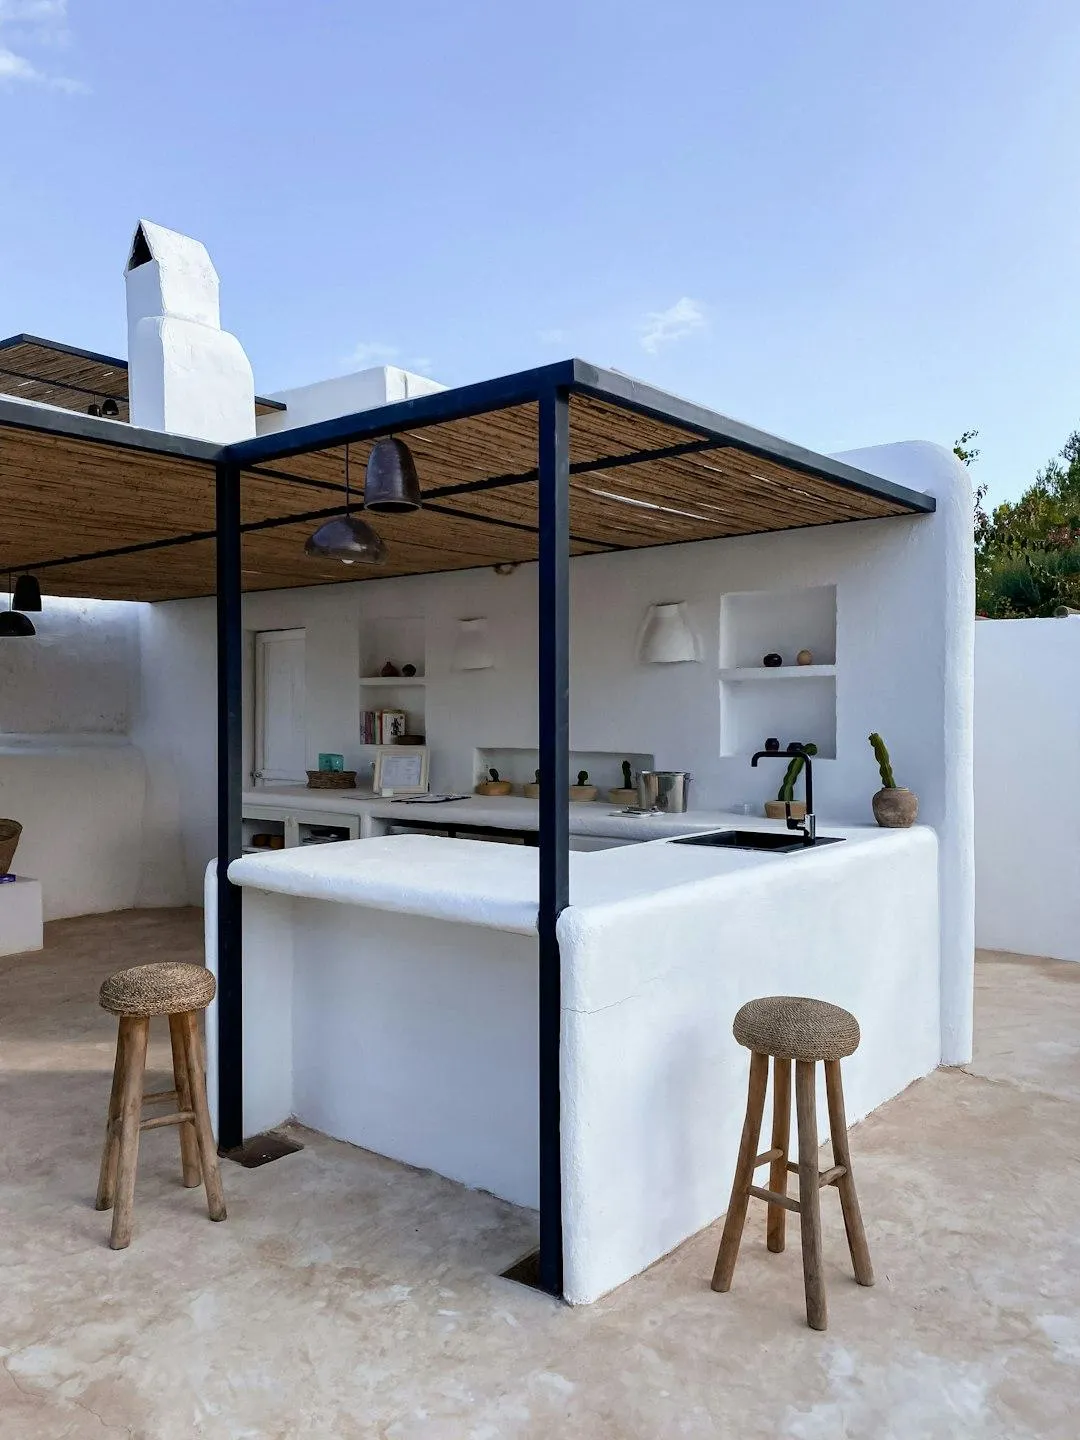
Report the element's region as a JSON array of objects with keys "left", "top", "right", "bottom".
[
  {"left": 306, "top": 770, "right": 358, "bottom": 790},
  {"left": 0, "top": 819, "right": 22, "bottom": 877}
]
